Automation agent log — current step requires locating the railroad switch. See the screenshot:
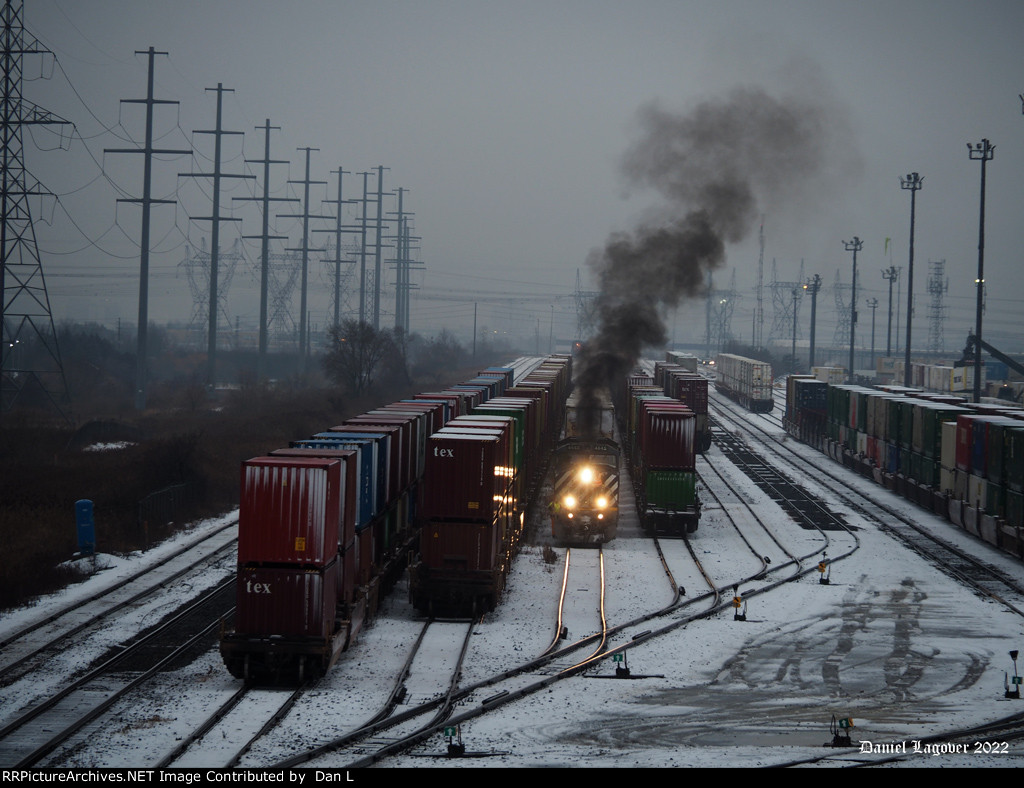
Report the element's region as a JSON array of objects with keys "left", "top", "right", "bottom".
[
  {"left": 818, "top": 555, "right": 831, "bottom": 585},
  {"left": 1005, "top": 650, "right": 1021, "bottom": 699},
  {"left": 825, "top": 715, "right": 854, "bottom": 748},
  {"left": 732, "top": 585, "right": 747, "bottom": 621},
  {"left": 444, "top": 724, "right": 465, "bottom": 757}
]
